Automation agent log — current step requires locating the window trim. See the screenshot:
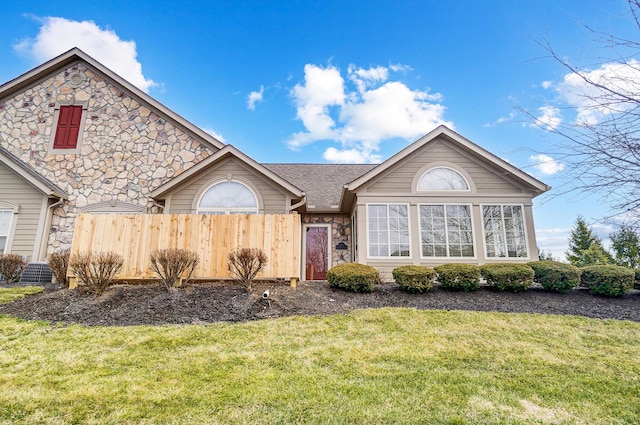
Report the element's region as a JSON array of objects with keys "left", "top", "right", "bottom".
[
  {"left": 416, "top": 166, "right": 471, "bottom": 192},
  {"left": 48, "top": 101, "right": 89, "bottom": 154},
  {"left": 418, "top": 203, "right": 477, "bottom": 260},
  {"left": 480, "top": 203, "right": 530, "bottom": 260},
  {"left": 195, "top": 179, "right": 261, "bottom": 215},
  {"left": 0, "top": 203, "right": 18, "bottom": 255},
  {"left": 366, "top": 203, "right": 412, "bottom": 259}
]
